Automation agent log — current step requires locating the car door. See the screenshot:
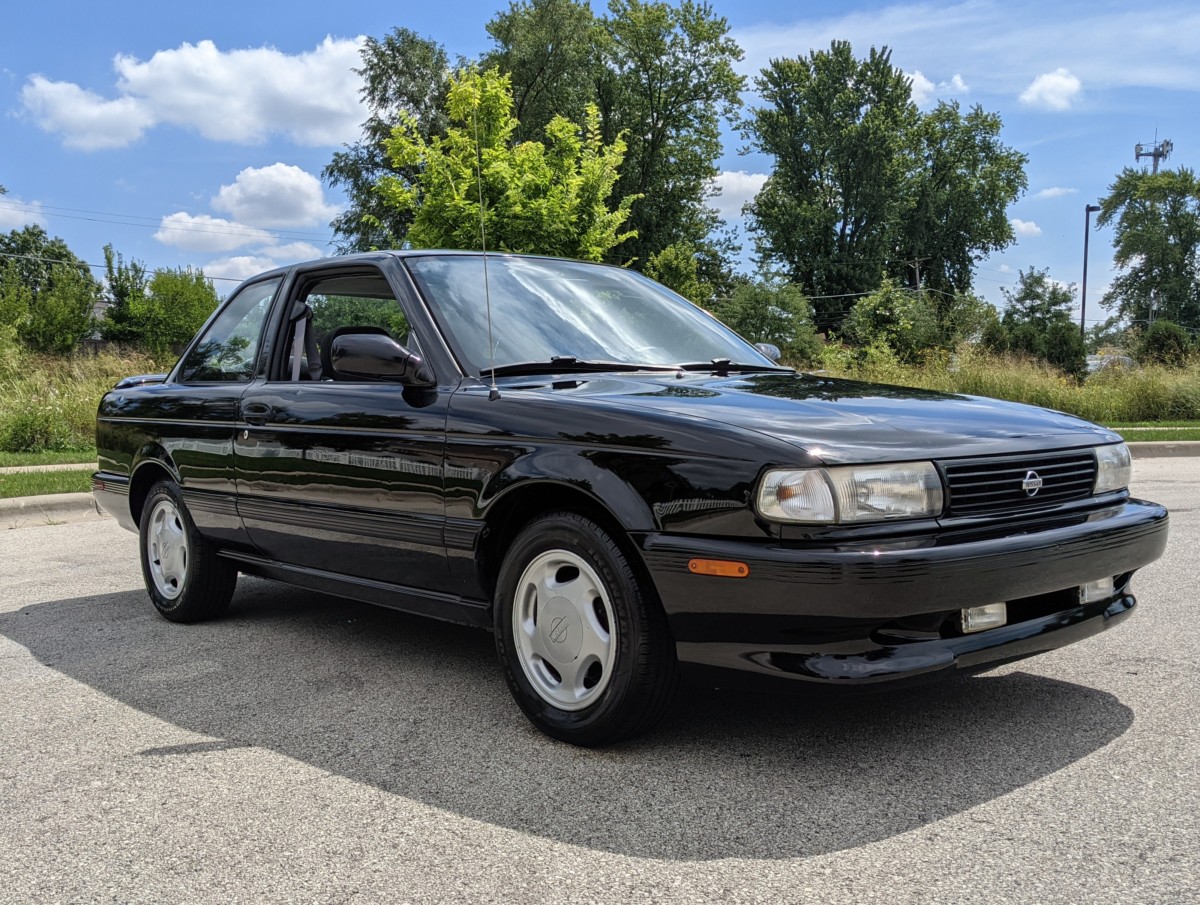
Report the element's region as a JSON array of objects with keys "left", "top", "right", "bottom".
[
  {"left": 233, "top": 262, "right": 453, "bottom": 593},
  {"left": 155, "top": 275, "right": 283, "bottom": 548}
]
